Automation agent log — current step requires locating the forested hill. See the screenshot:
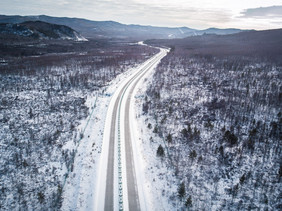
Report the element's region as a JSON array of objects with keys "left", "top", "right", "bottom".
[
  {"left": 0, "top": 21, "right": 86, "bottom": 41},
  {"left": 146, "top": 28, "right": 282, "bottom": 62}
]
